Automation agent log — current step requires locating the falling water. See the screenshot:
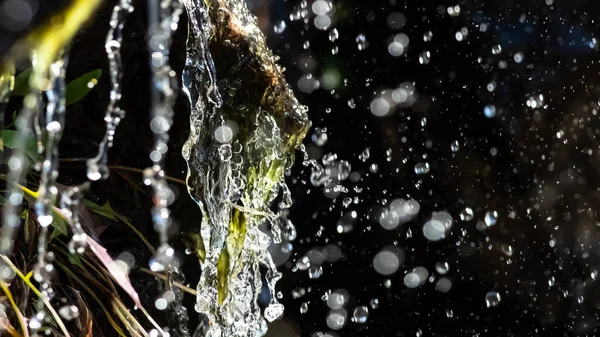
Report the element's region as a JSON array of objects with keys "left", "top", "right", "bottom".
[
  {"left": 87, "top": 0, "right": 135, "bottom": 181},
  {"left": 69, "top": 0, "right": 136, "bottom": 257},
  {"left": 145, "top": 1, "right": 191, "bottom": 336},
  {"left": 145, "top": 0, "right": 182, "bottom": 264},
  {"left": 180, "top": 0, "right": 310, "bottom": 336},
  {"left": 29, "top": 53, "right": 69, "bottom": 334}
]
